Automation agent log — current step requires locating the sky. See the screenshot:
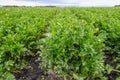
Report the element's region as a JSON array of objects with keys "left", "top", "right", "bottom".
[{"left": 0, "top": 0, "right": 120, "bottom": 7}]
